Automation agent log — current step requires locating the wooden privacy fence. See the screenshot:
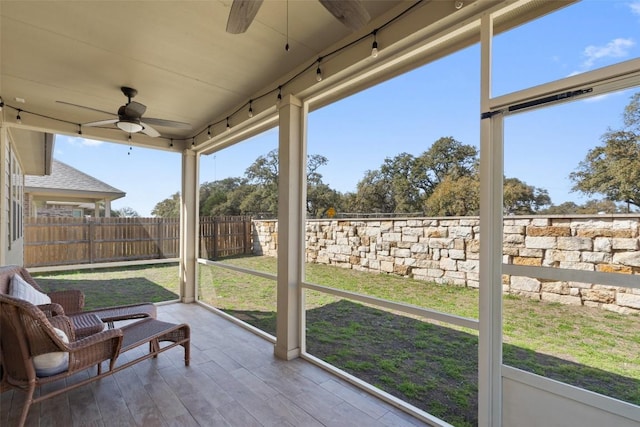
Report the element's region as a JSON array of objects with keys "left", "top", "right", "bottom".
[{"left": 24, "top": 216, "right": 252, "bottom": 267}]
